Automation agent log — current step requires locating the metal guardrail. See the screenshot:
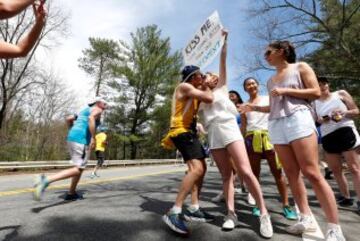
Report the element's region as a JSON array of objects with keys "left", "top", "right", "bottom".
[{"left": 0, "top": 159, "right": 183, "bottom": 171}]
